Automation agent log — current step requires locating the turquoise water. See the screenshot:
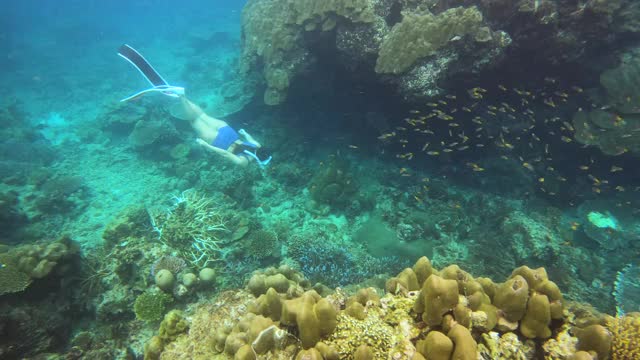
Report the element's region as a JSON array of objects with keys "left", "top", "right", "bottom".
[{"left": 1, "top": 1, "right": 639, "bottom": 358}]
